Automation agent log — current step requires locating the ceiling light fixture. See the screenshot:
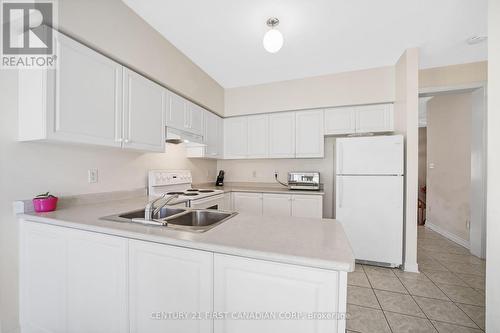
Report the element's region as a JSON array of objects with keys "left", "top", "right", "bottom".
[{"left": 263, "top": 17, "right": 284, "bottom": 53}]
